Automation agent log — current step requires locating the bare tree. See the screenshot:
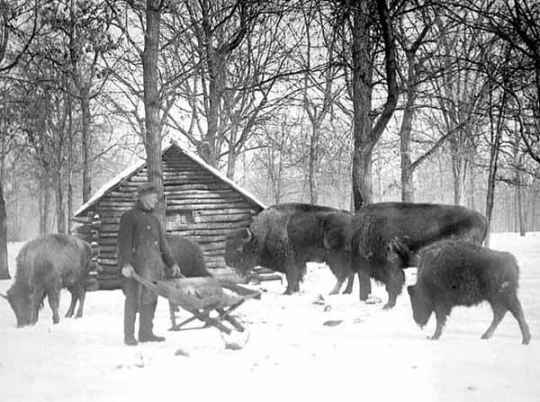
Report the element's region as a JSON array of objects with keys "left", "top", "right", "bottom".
[
  {"left": 457, "top": 0, "right": 540, "bottom": 206},
  {"left": 327, "top": 0, "right": 399, "bottom": 299},
  {"left": 108, "top": 0, "right": 169, "bottom": 221},
  {"left": 296, "top": 4, "right": 343, "bottom": 204},
  {"left": 17, "top": 71, "right": 72, "bottom": 234},
  {"left": 422, "top": 13, "right": 489, "bottom": 206},
  {"left": 53, "top": 1, "right": 117, "bottom": 203},
  {"left": 140, "top": 0, "right": 166, "bottom": 220},
  {"left": 164, "top": 0, "right": 296, "bottom": 177},
  {"left": 513, "top": 134, "right": 526, "bottom": 236},
  {"left": 0, "top": 0, "right": 40, "bottom": 279},
  {"left": 331, "top": 0, "right": 398, "bottom": 209},
  {"left": 253, "top": 113, "right": 304, "bottom": 204},
  {"left": 395, "top": 2, "right": 434, "bottom": 202}
]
